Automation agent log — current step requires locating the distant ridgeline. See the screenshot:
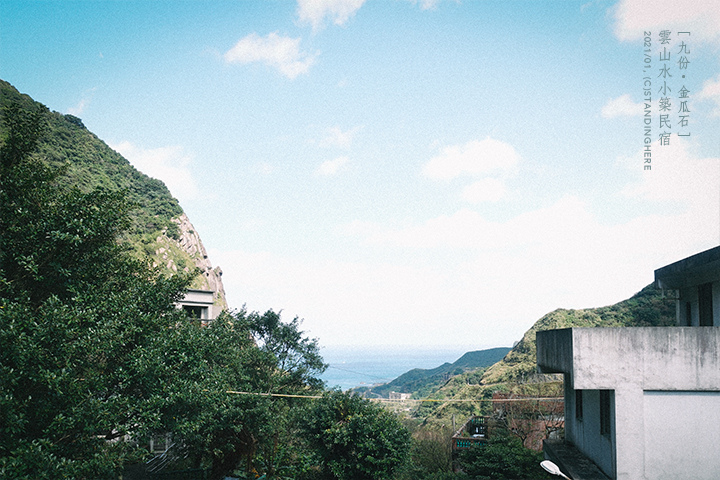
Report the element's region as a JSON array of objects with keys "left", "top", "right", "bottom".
[
  {"left": 479, "top": 283, "right": 676, "bottom": 385},
  {"left": 358, "top": 284, "right": 675, "bottom": 407},
  {"left": 0, "top": 79, "right": 227, "bottom": 309},
  {"left": 354, "top": 347, "right": 511, "bottom": 399}
]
